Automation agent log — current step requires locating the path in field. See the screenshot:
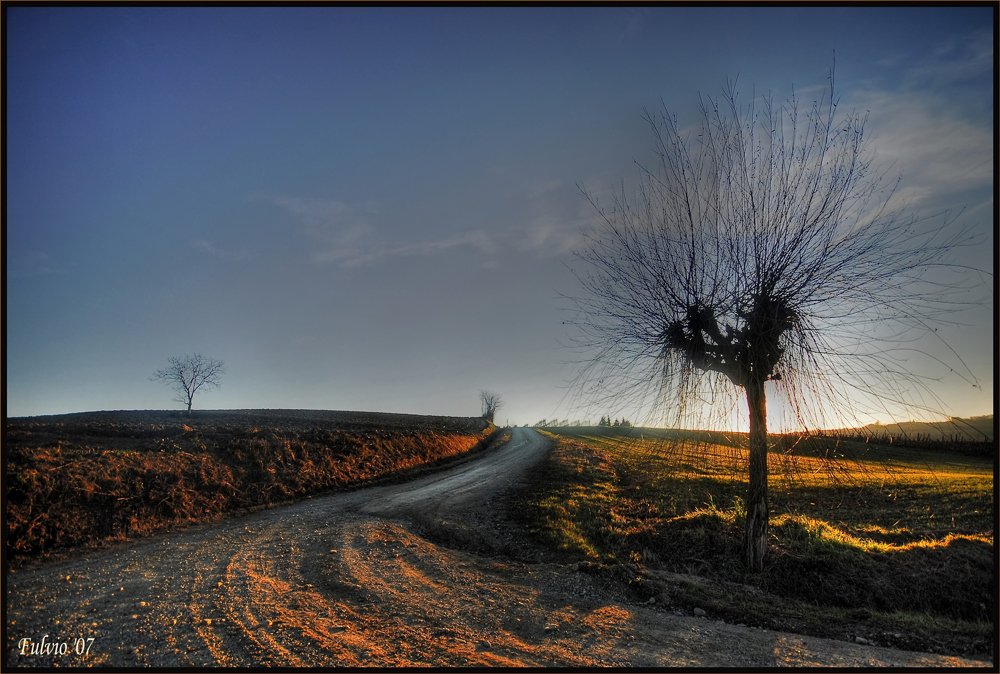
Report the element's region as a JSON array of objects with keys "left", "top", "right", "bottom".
[{"left": 5, "top": 428, "right": 988, "bottom": 667}]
